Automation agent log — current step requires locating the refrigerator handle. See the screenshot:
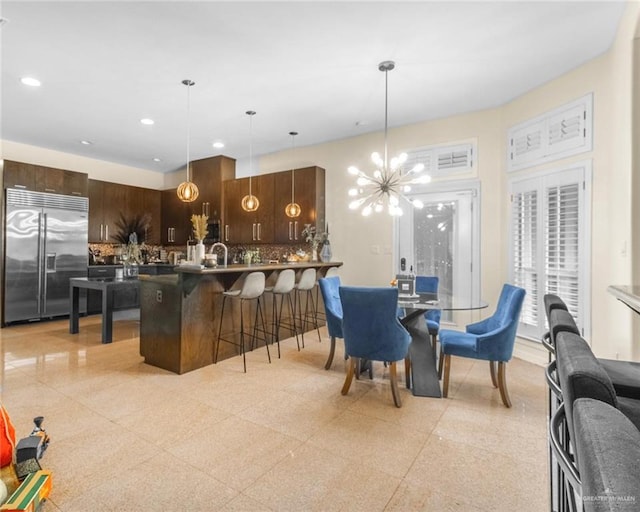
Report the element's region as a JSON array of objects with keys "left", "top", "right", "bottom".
[
  {"left": 46, "top": 253, "right": 57, "bottom": 273},
  {"left": 37, "top": 213, "right": 45, "bottom": 314}
]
